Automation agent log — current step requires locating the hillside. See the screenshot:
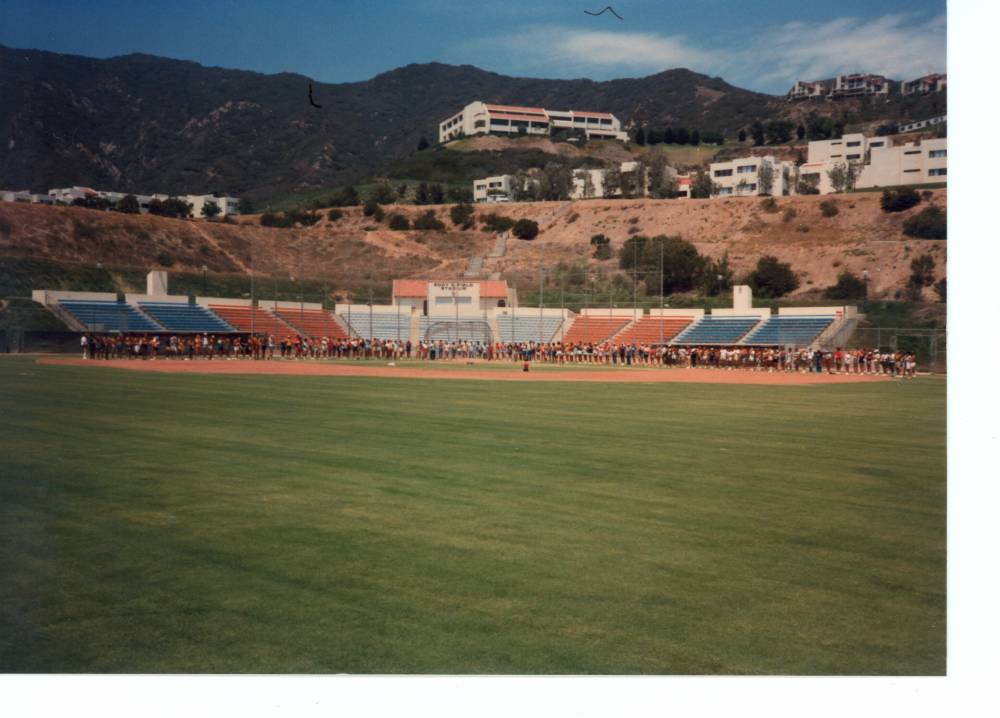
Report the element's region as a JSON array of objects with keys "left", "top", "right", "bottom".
[
  {"left": 0, "top": 45, "right": 945, "bottom": 204},
  {"left": 0, "top": 192, "right": 946, "bottom": 305}
]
